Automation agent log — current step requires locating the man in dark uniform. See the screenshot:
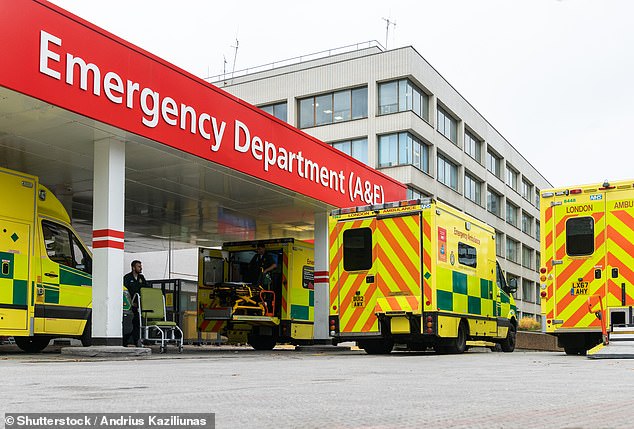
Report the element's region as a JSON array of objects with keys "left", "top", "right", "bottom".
[
  {"left": 248, "top": 242, "right": 277, "bottom": 286},
  {"left": 123, "top": 260, "right": 147, "bottom": 347}
]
